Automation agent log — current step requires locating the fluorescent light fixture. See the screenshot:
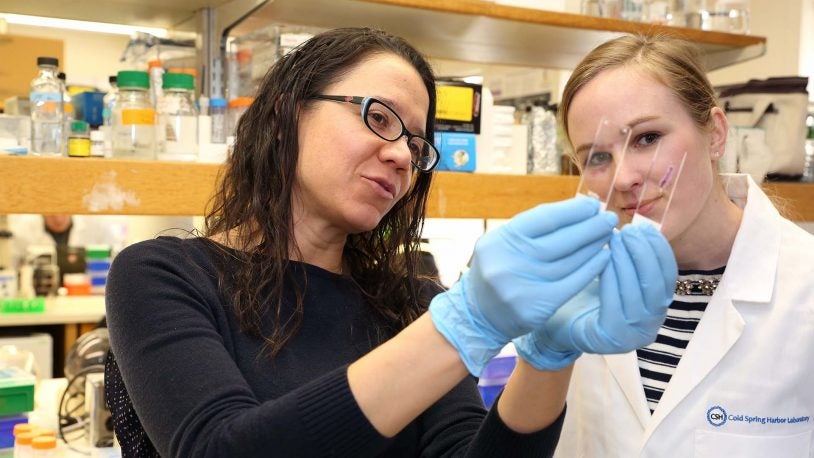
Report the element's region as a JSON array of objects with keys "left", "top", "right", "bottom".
[
  {"left": 0, "top": 13, "right": 168, "bottom": 37},
  {"left": 462, "top": 75, "right": 484, "bottom": 85}
]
